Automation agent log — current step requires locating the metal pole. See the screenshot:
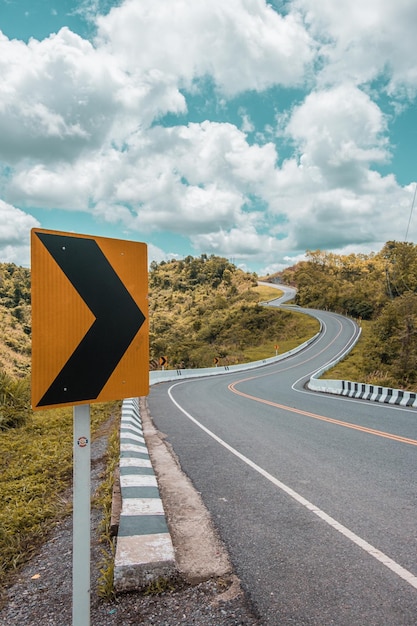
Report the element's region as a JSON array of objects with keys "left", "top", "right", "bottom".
[{"left": 73, "top": 404, "right": 91, "bottom": 626}]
